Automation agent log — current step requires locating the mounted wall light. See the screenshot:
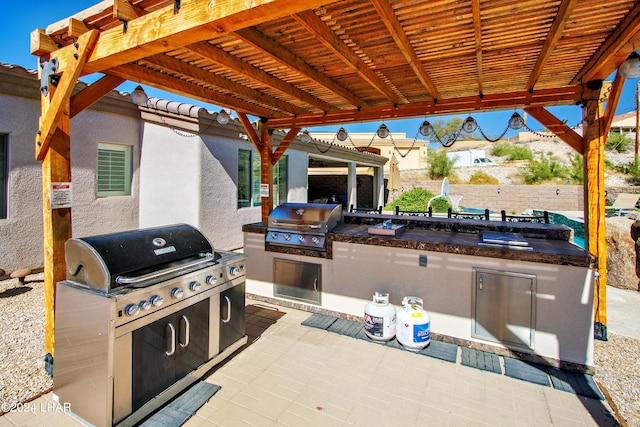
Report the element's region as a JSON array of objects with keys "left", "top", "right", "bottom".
[
  {"left": 299, "top": 129, "right": 311, "bottom": 143},
  {"left": 376, "top": 124, "right": 390, "bottom": 138},
  {"left": 619, "top": 52, "right": 640, "bottom": 79},
  {"left": 461, "top": 116, "right": 478, "bottom": 133},
  {"left": 336, "top": 127, "right": 349, "bottom": 142},
  {"left": 216, "top": 109, "right": 230, "bottom": 124},
  {"left": 130, "top": 85, "right": 148, "bottom": 106}
]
